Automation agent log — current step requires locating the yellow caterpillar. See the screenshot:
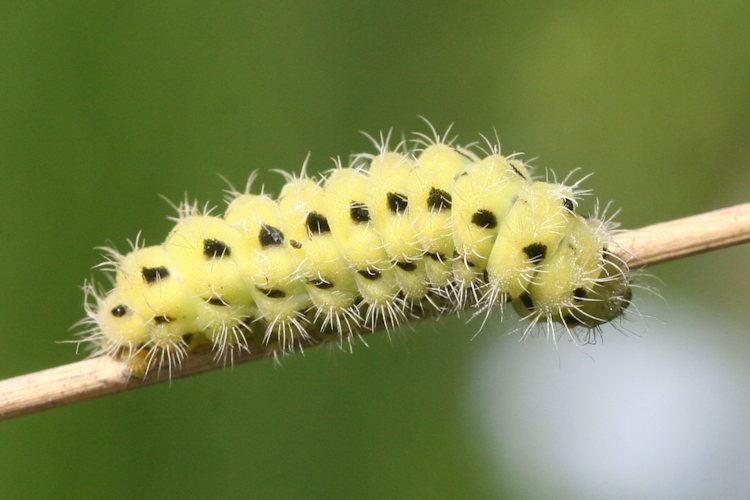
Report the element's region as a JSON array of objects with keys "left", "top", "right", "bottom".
[{"left": 78, "top": 125, "right": 632, "bottom": 376}]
